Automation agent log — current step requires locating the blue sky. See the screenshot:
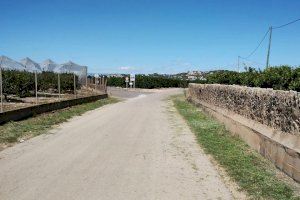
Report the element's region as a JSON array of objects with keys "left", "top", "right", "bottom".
[{"left": 1, "top": 0, "right": 300, "bottom": 74}]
